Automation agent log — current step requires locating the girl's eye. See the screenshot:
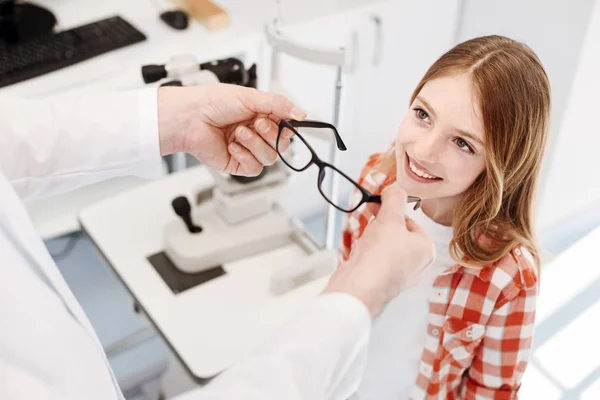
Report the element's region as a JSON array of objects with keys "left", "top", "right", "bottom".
[
  {"left": 414, "top": 108, "right": 430, "bottom": 122},
  {"left": 454, "top": 137, "right": 475, "bottom": 154}
]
